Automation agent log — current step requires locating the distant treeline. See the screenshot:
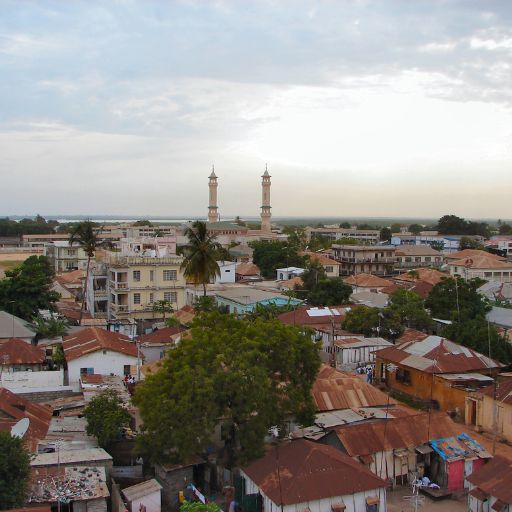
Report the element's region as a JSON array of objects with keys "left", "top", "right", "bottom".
[{"left": 0, "top": 216, "right": 58, "bottom": 237}]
